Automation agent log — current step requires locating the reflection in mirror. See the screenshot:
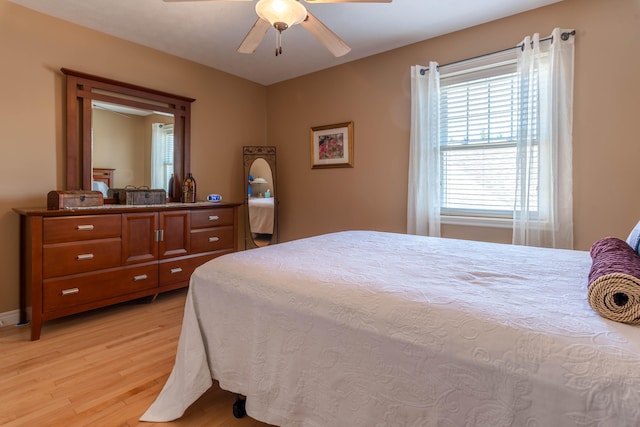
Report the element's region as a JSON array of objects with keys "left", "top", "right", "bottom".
[
  {"left": 243, "top": 146, "right": 277, "bottom": 249},
  {"left": 62, "top": 68, "right": 195, "bottom": 203},
  {"left": 248, "top": 158, "right": 274, "bottom": 247},
  {"left": 92, "top": 101, "right": 174, "bottom": 195}
]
